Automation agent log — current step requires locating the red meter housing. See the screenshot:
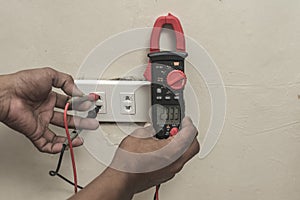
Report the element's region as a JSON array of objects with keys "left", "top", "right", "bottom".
[{"left": 144, "top": 13, "right": 187, "bottom": 139}]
